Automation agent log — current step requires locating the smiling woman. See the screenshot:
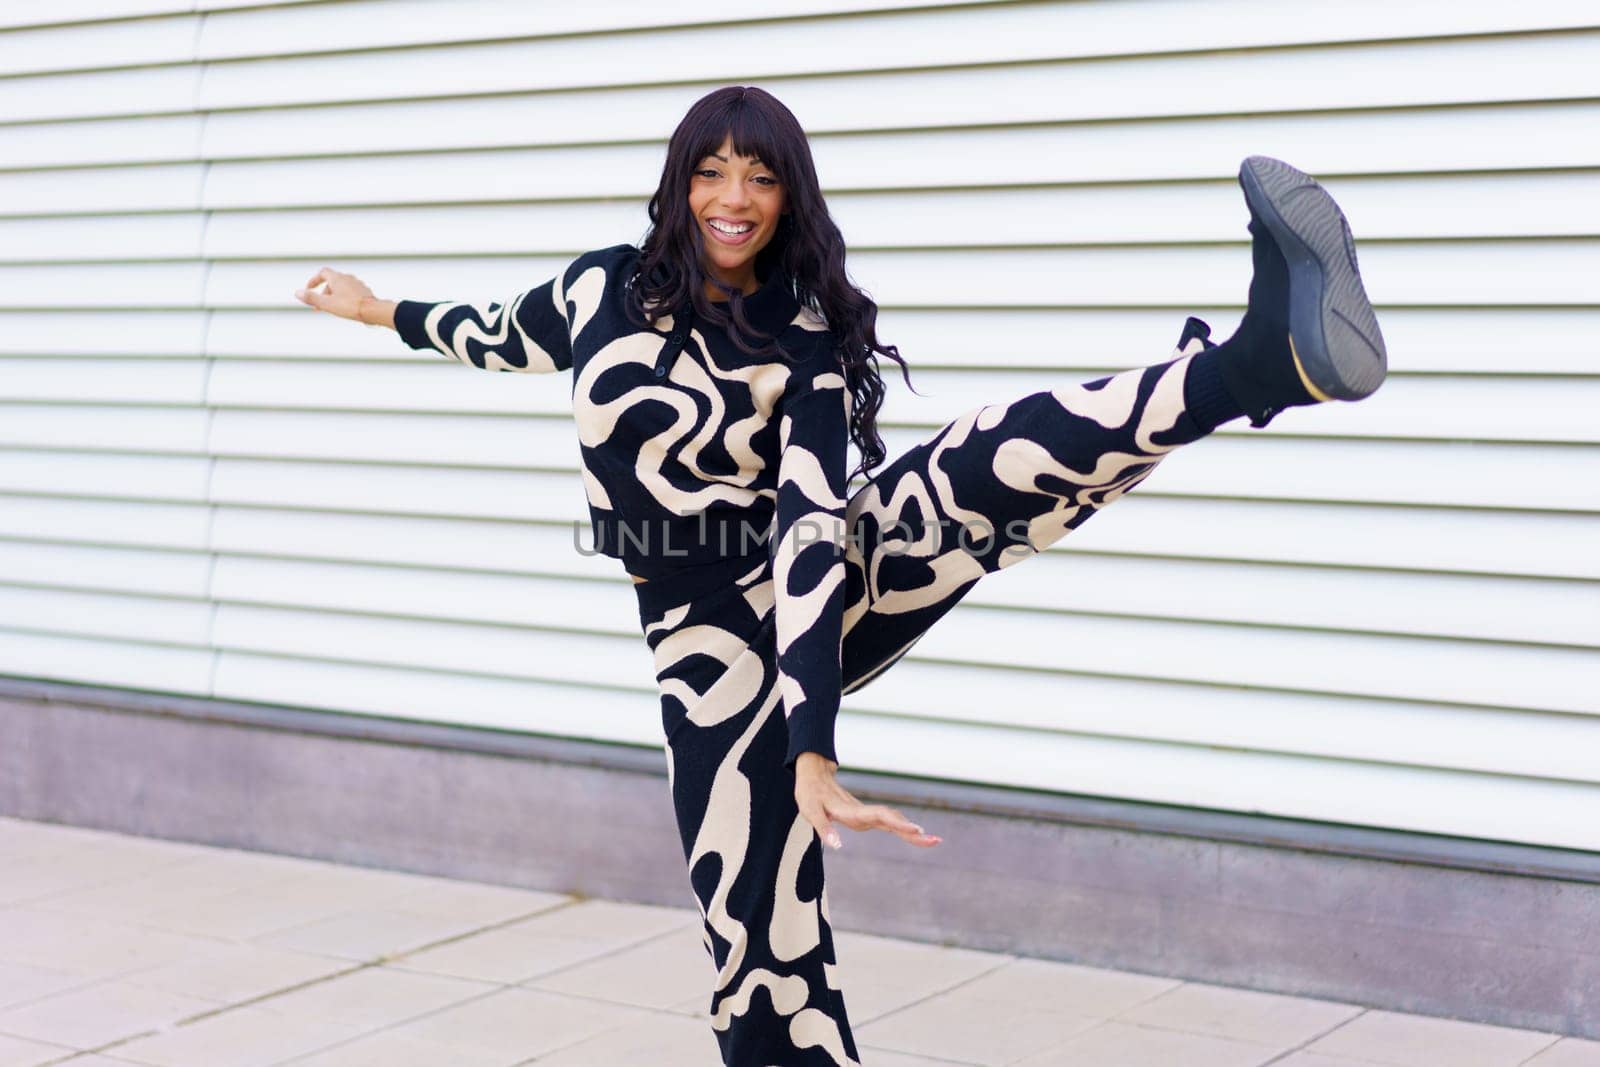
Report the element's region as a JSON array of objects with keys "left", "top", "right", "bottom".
[
  {"left": 689, "top": 137, "right": 788, "bottom": 300},
  {"left": 295, "top": 83, "right": 1387, "bottom": 1066}
]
